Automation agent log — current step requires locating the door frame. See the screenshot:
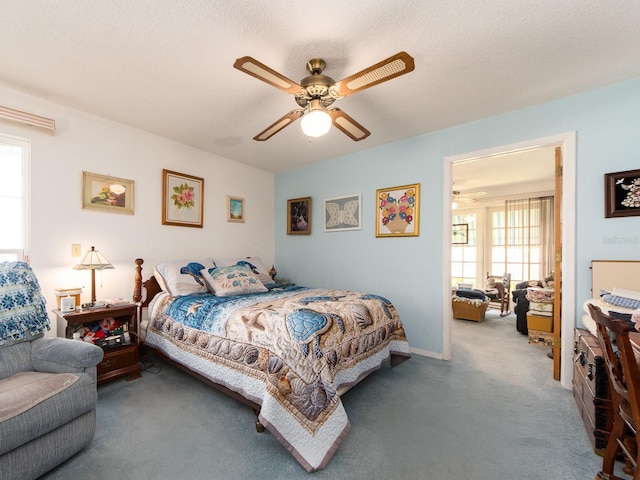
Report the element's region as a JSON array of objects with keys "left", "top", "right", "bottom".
[{"left": 442, "top": 132, "right": 576, "bottom": 390}]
